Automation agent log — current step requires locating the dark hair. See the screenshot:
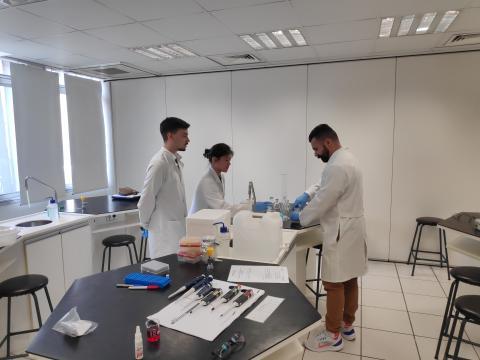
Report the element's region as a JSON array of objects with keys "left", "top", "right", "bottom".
[
  {"left": 308, "top": 124, "right": 339, "bottom": 142},
  {"left": 203, "top": 143, "right": 234, "bottom": 162},
  {"left": 160, "top": 117, "right": 190, "bottom": 141}
]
